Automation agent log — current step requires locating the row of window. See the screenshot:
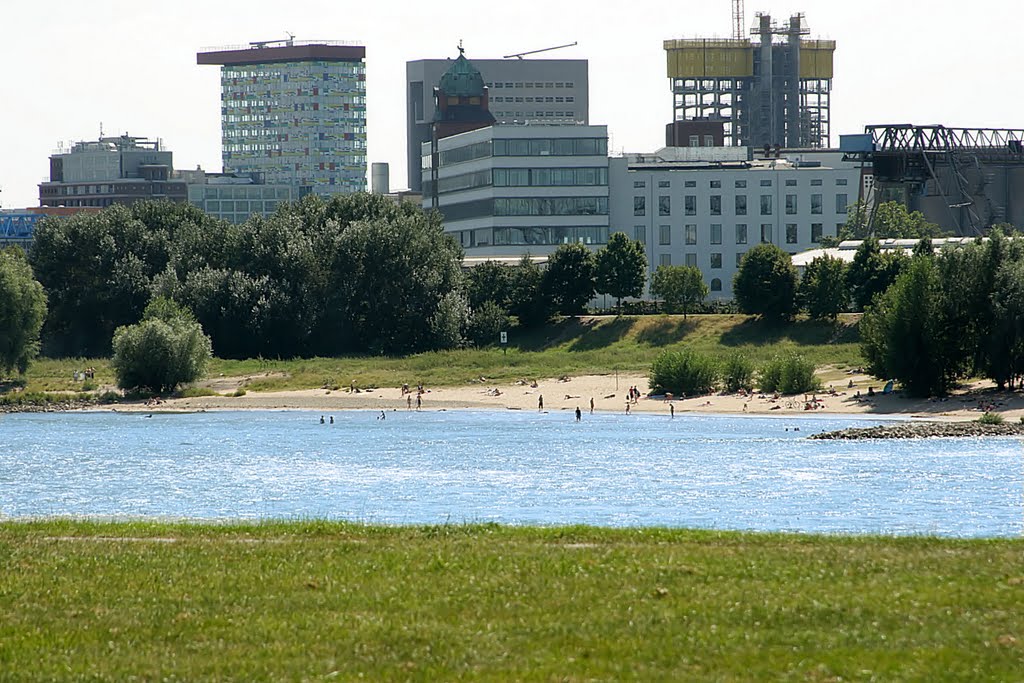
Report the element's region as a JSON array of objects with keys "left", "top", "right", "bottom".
[
  {"left": 492, "top": 96, "right": 575, "bottom": 104},
  {"left": 493, "top": 137, "right": 607, "bottom": 157},
  {"left": 424, "top": 167, "right": 608, "bottom": 195},
  {"left": 642, "top": 222, "right": 833, "bottom": 247},
  {"left": 493, "top": 111, "right": 576, "bottom": 120},
  {"left": 494, "top": 196, "right": 608, "bottom": 216},
  {"left": 635, "top": 193, "right": 848, "bottom": 217},
  {"left": 486, "top": 81, "right": 575, "bottom": 89},
  {"left": 635, "top": 178, "right": 850, "bottom": 189},
  {"left": 453, "top": 225, "right": 607, "bottom": 249}
]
